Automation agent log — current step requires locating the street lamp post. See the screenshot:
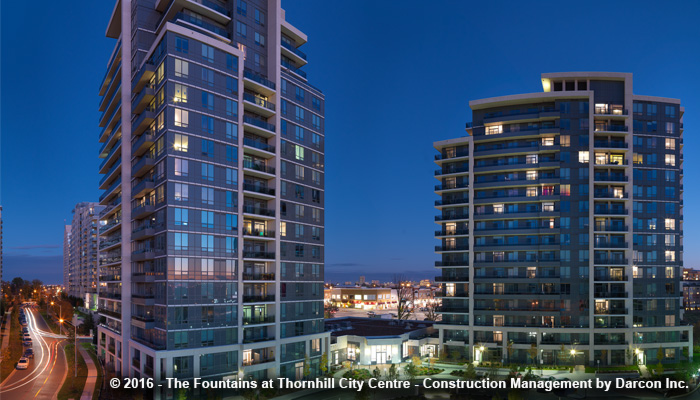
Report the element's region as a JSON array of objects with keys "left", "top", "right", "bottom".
[{"left": 59, "top": 317, "right": 78, "bottom": 378}]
